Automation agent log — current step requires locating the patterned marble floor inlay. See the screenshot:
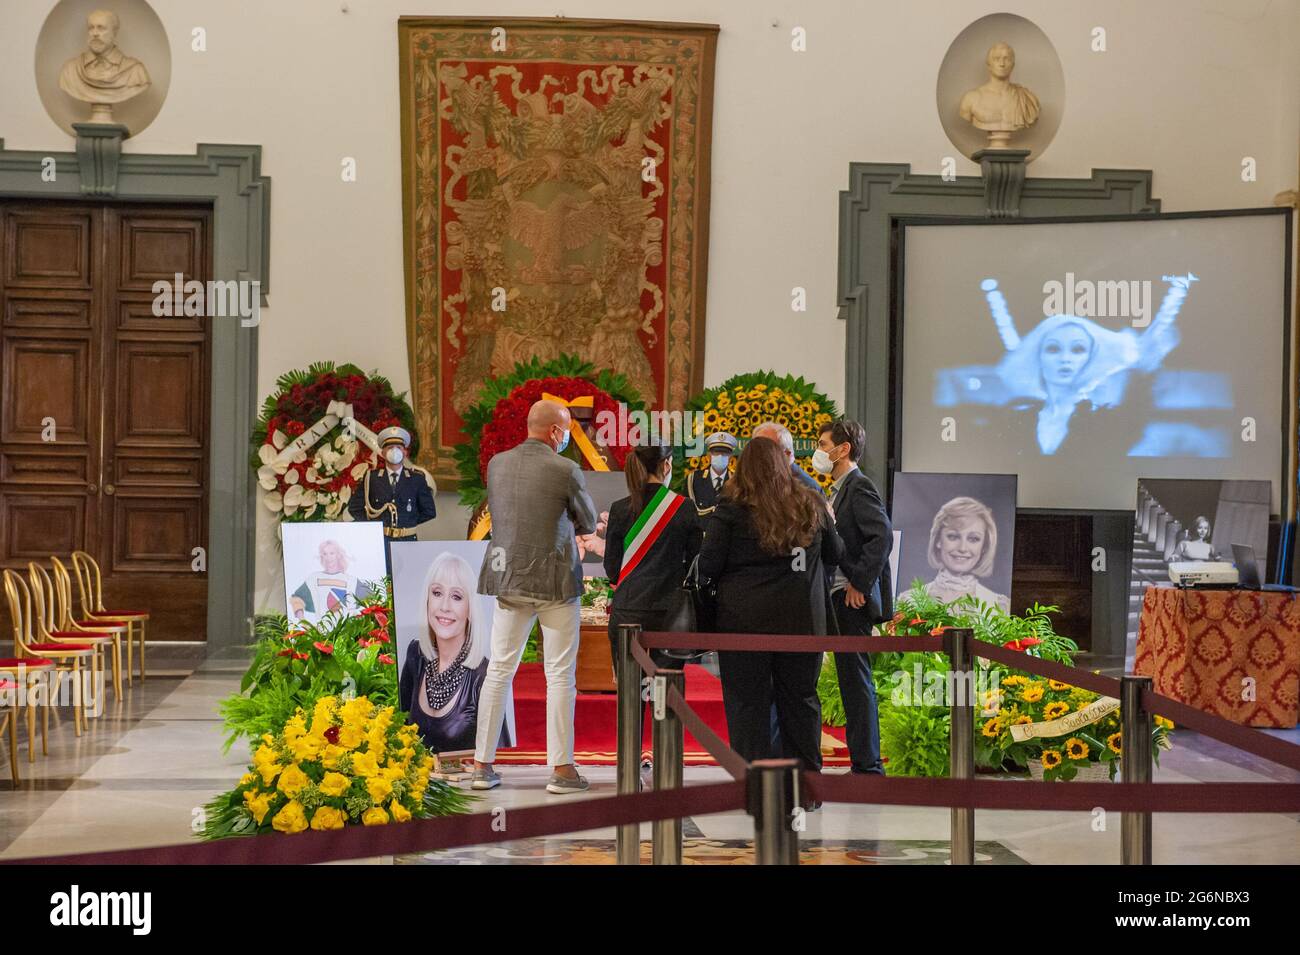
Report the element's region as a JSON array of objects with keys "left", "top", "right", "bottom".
[{"left": 397, "top": 838, "right": 1025, "bottom": 865}]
